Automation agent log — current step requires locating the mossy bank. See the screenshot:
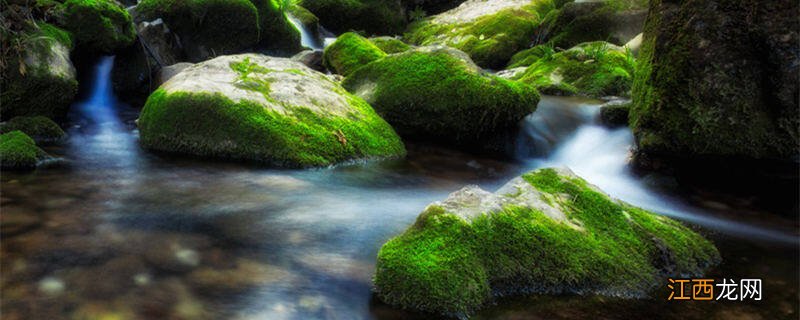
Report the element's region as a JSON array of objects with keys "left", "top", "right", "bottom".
[
  {"left": 138, "top": 54, "right": 405, "bottom": 167},
  {"left": 375, "top": 168, "right": 720, "bottom": 317}
]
